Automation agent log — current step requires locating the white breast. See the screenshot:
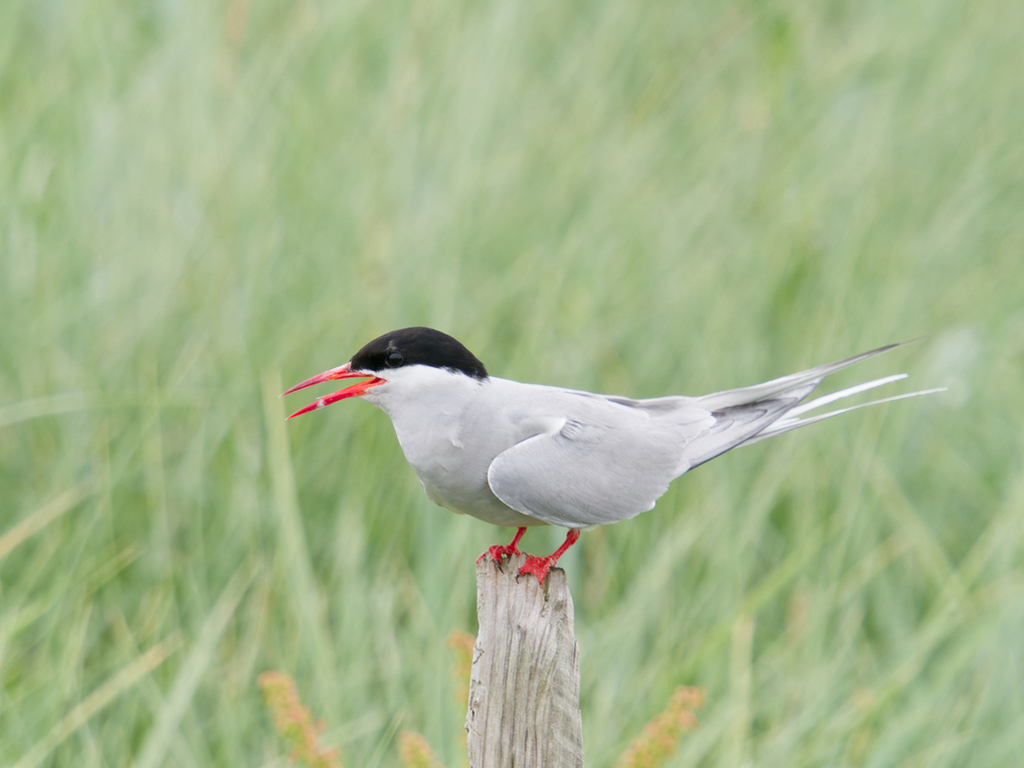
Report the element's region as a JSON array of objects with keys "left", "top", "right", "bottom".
[{"left": 363, "top": 368, "right": 548, "bottom": 526}]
